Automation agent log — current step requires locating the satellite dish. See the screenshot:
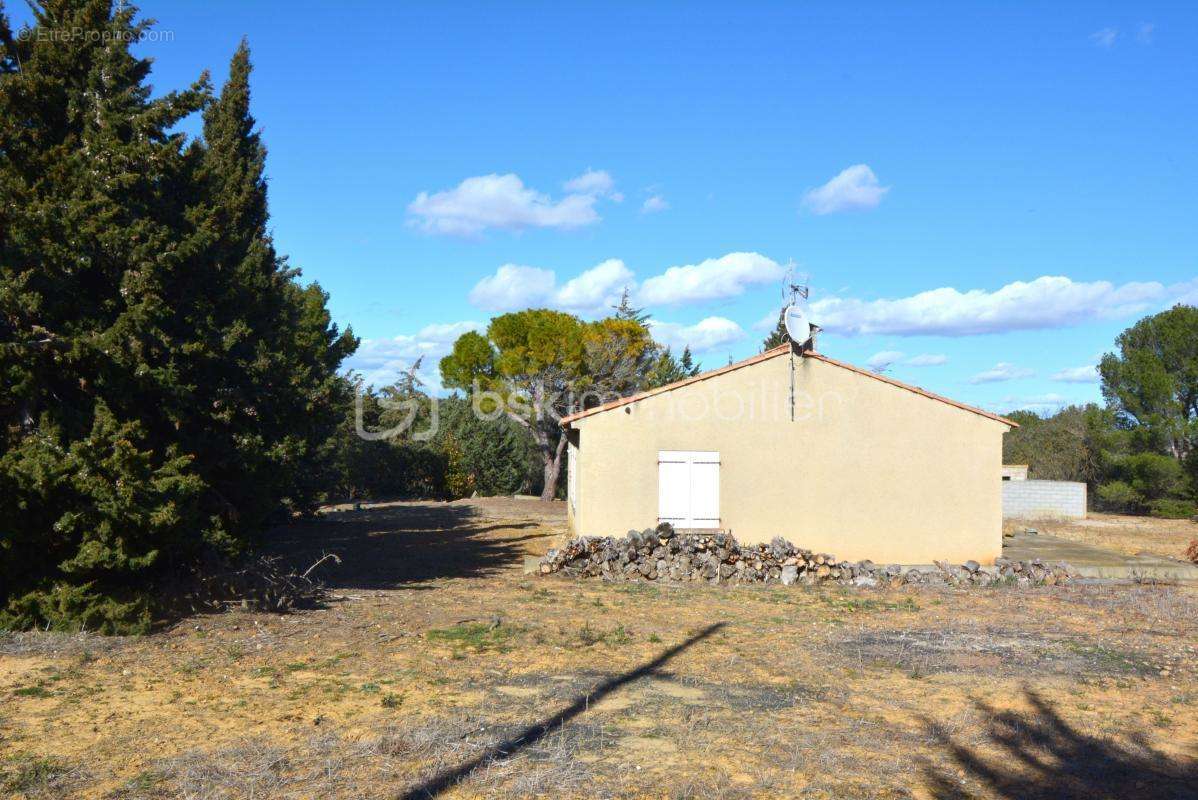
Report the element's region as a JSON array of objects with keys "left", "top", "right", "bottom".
[{"left": 783, "top": 305, "right": 811, "bottom": 345}]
